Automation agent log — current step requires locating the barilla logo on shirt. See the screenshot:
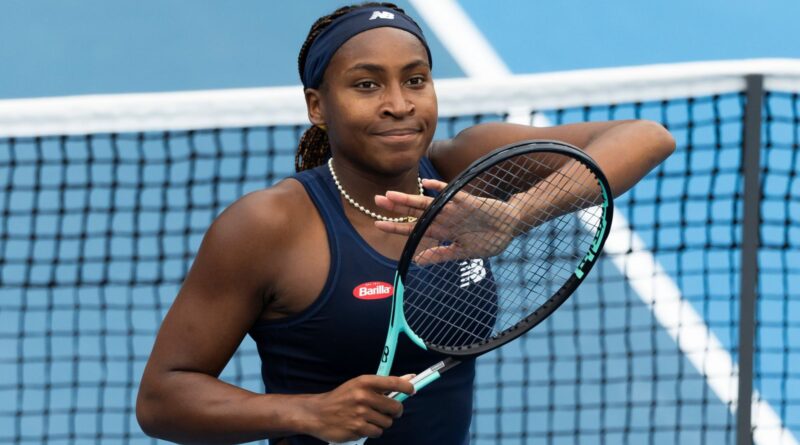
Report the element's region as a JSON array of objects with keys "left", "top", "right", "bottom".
[{"left": 353, "top": 281, "right": 394, "bottom": 300}]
